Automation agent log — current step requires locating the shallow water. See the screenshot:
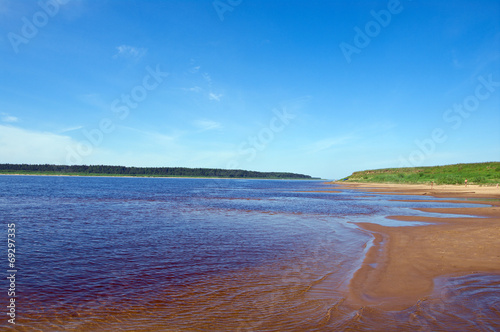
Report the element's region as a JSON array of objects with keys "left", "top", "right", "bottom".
[{"left": 0, "top": 176, "right": 498, "bottom": 331}]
